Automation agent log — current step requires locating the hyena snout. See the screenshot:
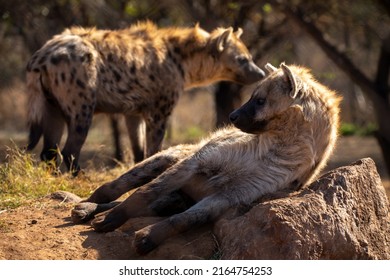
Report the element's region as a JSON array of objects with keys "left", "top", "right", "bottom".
[
  {"left": 229, "top": 107, "right": 253, "bottom": 131},
  {"left": 229, "top": 109, "right": 240, "bottom": 123},
  {"left": 237, "top": 62, "right": 265, "bottom": 84},
  {"left": 230, "top": 100, "right": 268, "bottom": 134}
]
